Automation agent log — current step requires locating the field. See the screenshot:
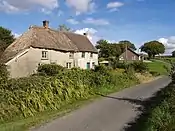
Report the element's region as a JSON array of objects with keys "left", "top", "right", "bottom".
[{"left": 146, "top": 60, "right": 171, "bottom": 75}]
